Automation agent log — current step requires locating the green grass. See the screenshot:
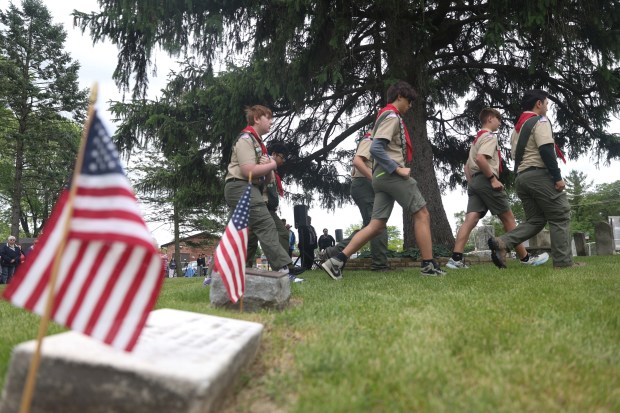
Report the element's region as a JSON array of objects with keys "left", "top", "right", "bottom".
[{"left": 2, "top": 256, "right": 620, "bottom": 412}]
